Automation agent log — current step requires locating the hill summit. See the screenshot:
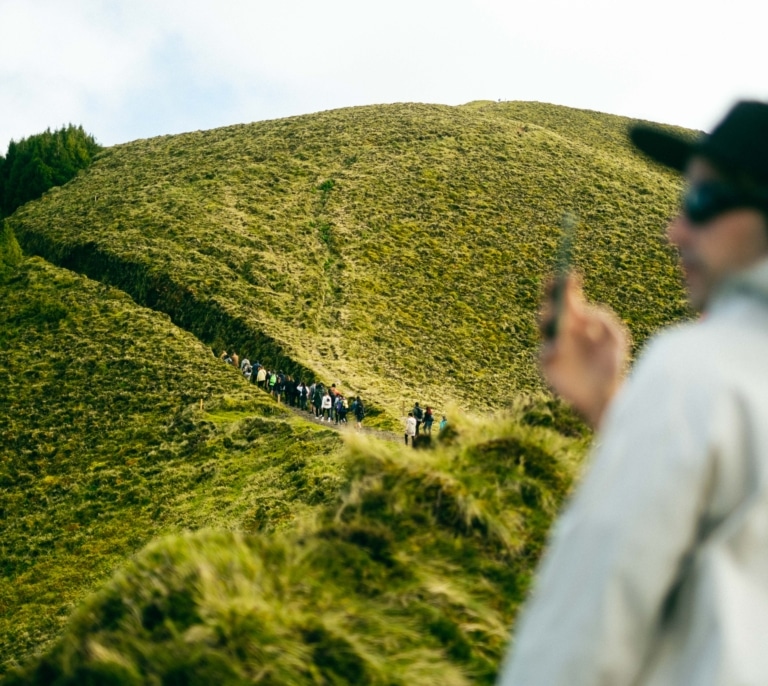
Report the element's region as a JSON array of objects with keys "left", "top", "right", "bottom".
[{"left": 9, "top": 101, "right": 690, "bottom": 423}]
